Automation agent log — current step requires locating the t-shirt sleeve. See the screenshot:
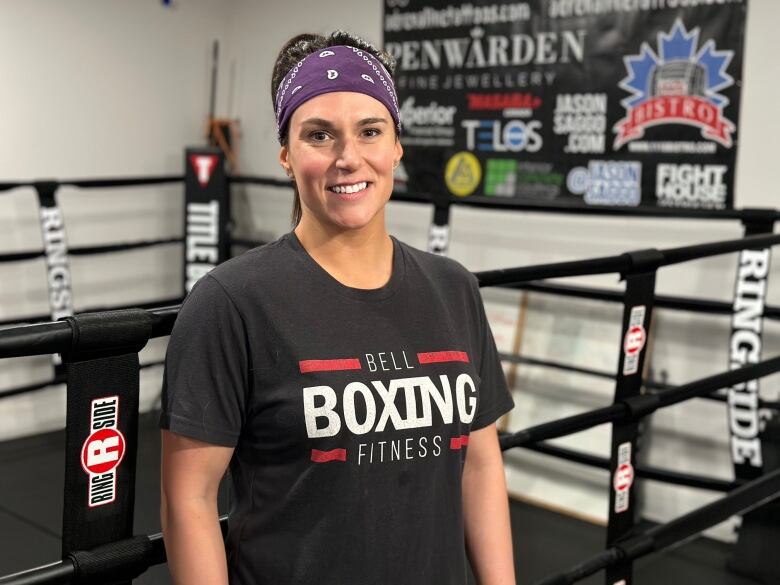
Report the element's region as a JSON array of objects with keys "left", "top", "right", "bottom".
[
  {"left": 159, "top": 274, "right": 249, "bottom": 447},
  {"left": 469, "top": 276, "right": 515, "bottom": 431}
]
